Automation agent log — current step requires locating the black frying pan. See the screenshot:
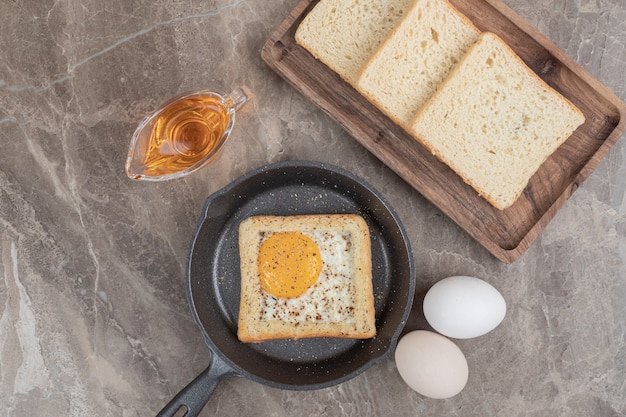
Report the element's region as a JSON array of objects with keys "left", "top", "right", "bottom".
[{"left": 157, "top": 161, "right": 415, "bottom": 417}]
